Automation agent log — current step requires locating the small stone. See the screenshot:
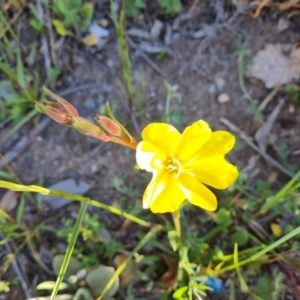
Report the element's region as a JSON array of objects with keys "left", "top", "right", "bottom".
[
  {"left": 156, "top": 103, "right": 164, "bottom": 111},
  {"left": 98, "top": 19, "right": 108, "bottom": 27},
  {"left": 84, "top": 98, "right": 96, "bottom": 110},
  {"left": 150, "top": 19, "right": 163, "bottom": 39},
  {"left": 91, "top": 164, "right": 98, "bottom": 174},
  {"left": 218, "top": 93, "right": 230, "bottom": 103},
  {"left": 208, "top": 84, "right": 216, "bottom": 94},
  {"left": 88, "top": 23, "right": 109, "bottom": 39},
  {"left": 127, "top": 28, "right": 150, "bottom": 39},
  {"left": 150, "top": 91, "right": 156, "bottom": 98},
  {"left": 277, "top": 18, "right": 289, "bottom": 33},
  {"left": 215, "top": 77, "right": 226, "bottom": 91},
  {"left": 289, "top": 105, "right": 295, "bottom": 114}
]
